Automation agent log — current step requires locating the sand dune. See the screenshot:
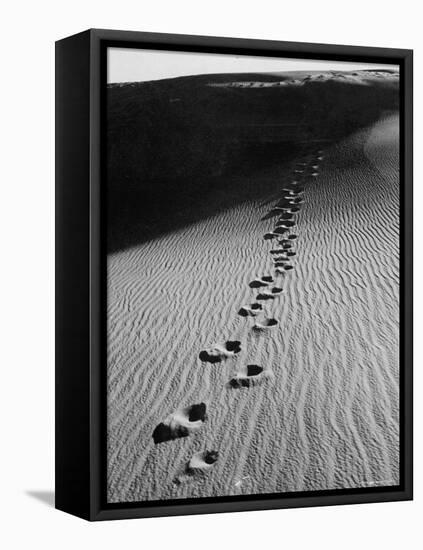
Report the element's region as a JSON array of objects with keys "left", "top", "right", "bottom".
[
  {"left": 207, "top": 69, "right": 399, "bottom": 89},
  {"left": 107, "top": 70, "right": 398, "bottom": 252},
  {"left": 107, "top": 113, "right": 399, "bottom": 503}
]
